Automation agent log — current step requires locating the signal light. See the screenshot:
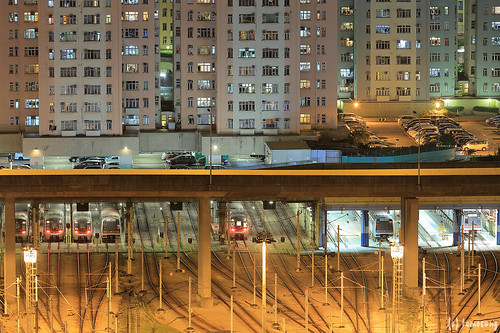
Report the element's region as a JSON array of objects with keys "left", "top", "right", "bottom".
[{"left": 262, "top": 201, "right": 276, "bottom": 210}]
